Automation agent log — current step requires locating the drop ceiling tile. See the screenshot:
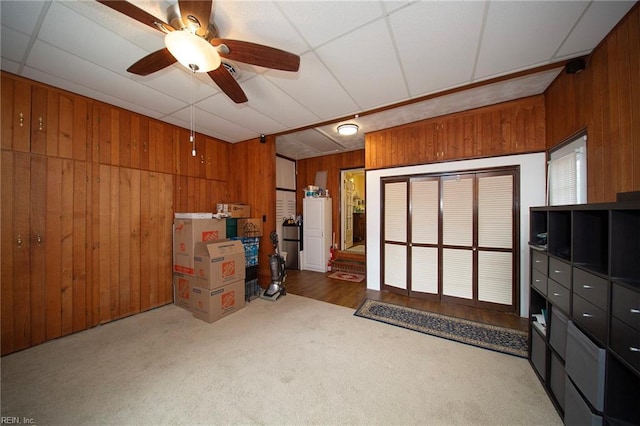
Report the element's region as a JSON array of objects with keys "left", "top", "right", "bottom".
[
  {"left": 389, "top": 1, "right": 485, "bottom": 97},
  {"left": 1, "top": 26, "right": 30, "bottom": 63},
  {"left": 277, "top": 1, "right": 384, "bottom": 48},
  {"left": 23, "top": 65, "right": 163, "bottom": 121},
  {"left": 280, "top": 130, "right": 344, "bottom": 155},
  {"left": 557, "top": 1, "right": 636, "bottom": 58},
  {"left": 40, "top": 2, "right": 164, "bottom": 76},
  {"left": 26, "top": 41, "right": 186, "bottom": 116},
  {"left": 266, "top": 51, "right": 359, "bottom": 121},
  {"left": 476, "top": 1, "right": 588, "bottom": 78},
  {"left": 63, "top": 1, "right": 167, "bottom": 50},
  {"left": 195, "top": 89, "right": 285, "bottom": 136},
  {"left": 0, "top": 1, "right": 46, "bottom": 33},
  {"left": 1, "top": 58, "right": 20, "bottom": 74},
  {"left": 316, "top": 19, "right": 407, "bottom": 110},
  {"left": 240, "top": 76, "right": 318, "bottom": 128},
  {"left": 213, "top": 0, "right": 308, "bottom": 55}
]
